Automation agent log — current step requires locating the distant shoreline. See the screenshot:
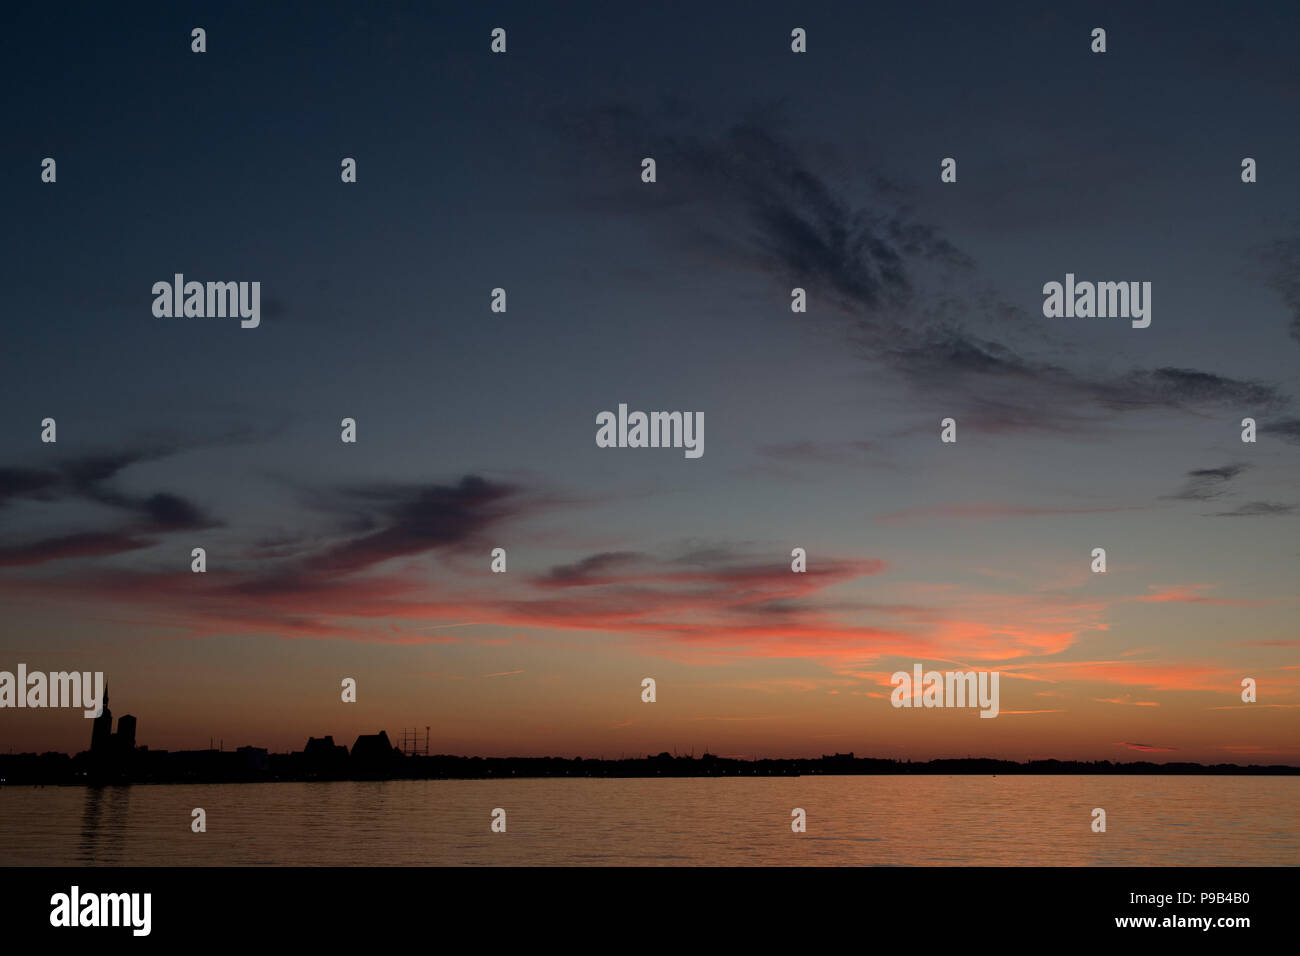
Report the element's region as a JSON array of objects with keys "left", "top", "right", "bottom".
[{"left": 2, "top": 751, "right": 1298, "bottom": 786}]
